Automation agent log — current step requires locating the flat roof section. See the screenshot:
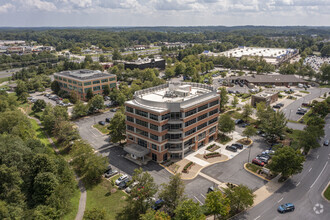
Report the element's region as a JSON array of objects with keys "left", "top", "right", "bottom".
[
  {"left": 221, "top": 46, "right": 297, "bottom": 59},
  {"left": 54, "top": 69, "right": 116, "bottom": 81},
  {"left": 229, "top": 75, "right": 306, "bottom": 84}
]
